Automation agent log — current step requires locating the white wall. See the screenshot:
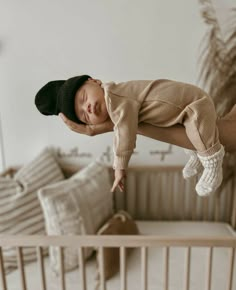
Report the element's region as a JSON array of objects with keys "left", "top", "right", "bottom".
[{"left": 0, "top": 0, "right": 231, "bottom": 170}]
